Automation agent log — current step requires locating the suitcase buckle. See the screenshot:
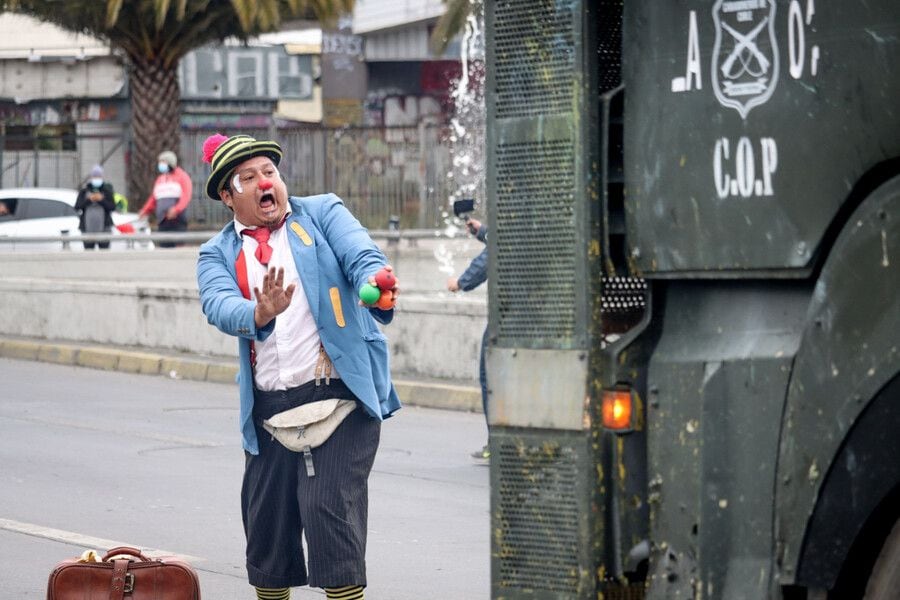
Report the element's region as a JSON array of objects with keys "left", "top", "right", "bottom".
[{"left": 123, "top": 572, "right": 135, "bottom": 593}]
